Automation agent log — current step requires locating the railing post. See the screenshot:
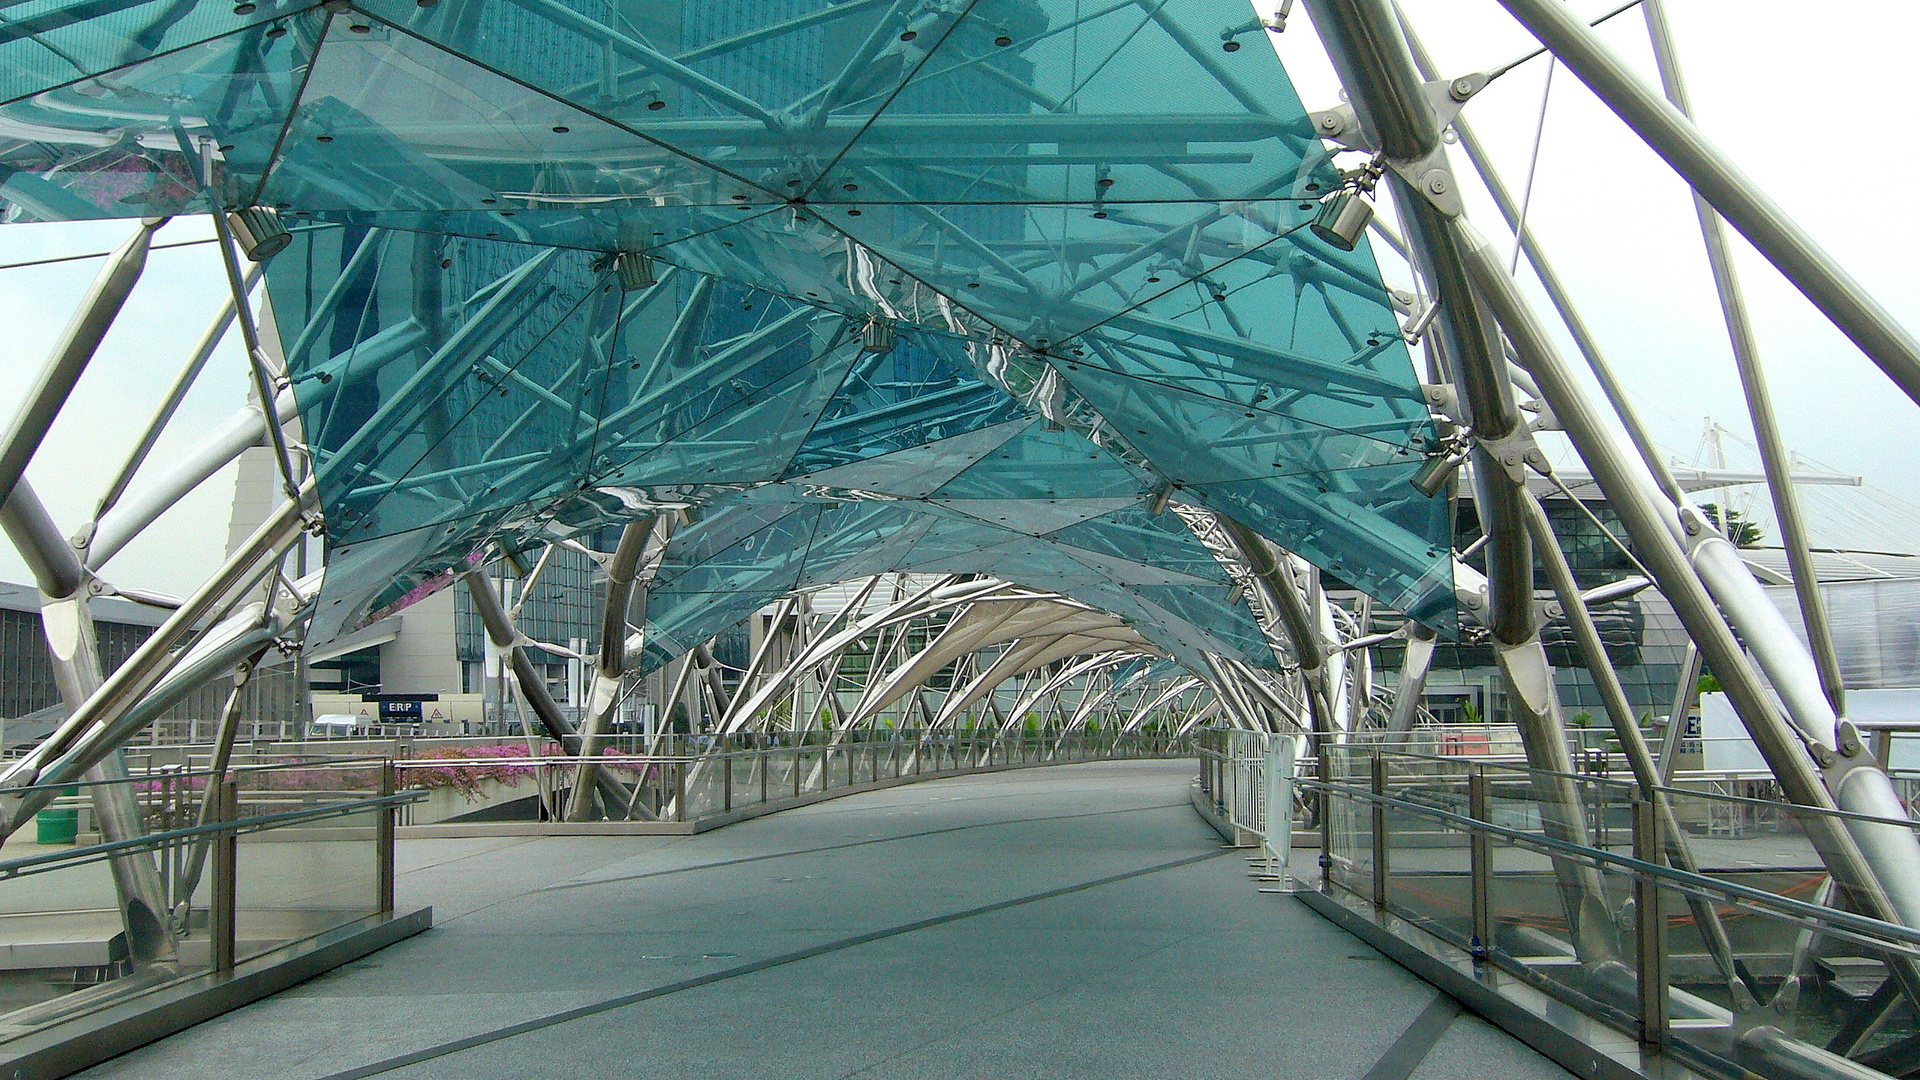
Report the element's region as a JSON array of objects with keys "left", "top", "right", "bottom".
[
  {"left": 674, "top": 761, "right": 687, "bottom": 822},
  {"left": 1634, "top": 798, "right": 1668, "bottom": 1047},
  {"left": 211, "top": 778, "right": 237, "bottom": 974},
  {"left": 723, "top": 751, "right": 733, "bottom": 812},
  {"left": 377, "top": 761, "right": 396, "bottom": 915},
  {"left": 1318, "top": 747, "right": 1333, "bottom": 892},
  {"left": 1371, "top": 751, "right": 1389, "bottom": 911},
  {"left": 794, "top": 748, "right": 803, "bottom": 797},
  {"left": 760, "top": 746, "right": 769, "bottom": 804},
  {"left": 1469, "top": 768, "right": 1492, "bottom": 959}
]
